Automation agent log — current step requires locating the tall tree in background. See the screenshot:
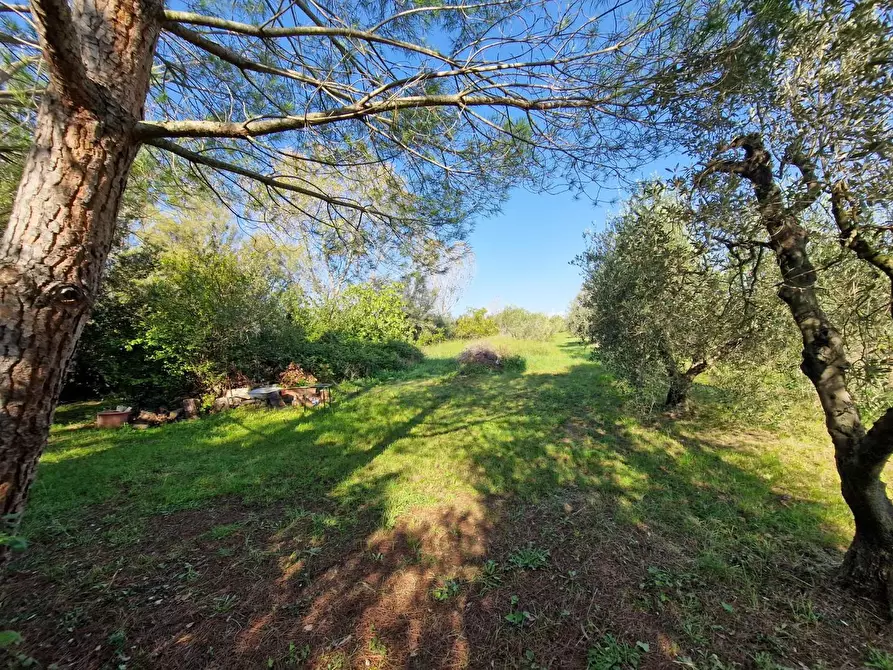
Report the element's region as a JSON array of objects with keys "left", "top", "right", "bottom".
[{"left": 0, "top": 0, "right": 715, "bottom": 551}]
